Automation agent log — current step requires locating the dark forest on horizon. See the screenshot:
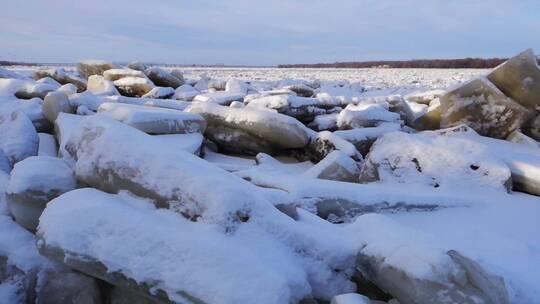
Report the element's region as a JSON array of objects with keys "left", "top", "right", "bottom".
[{"left": 279, "top": 57, "right": 540, "bottom": 69}]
